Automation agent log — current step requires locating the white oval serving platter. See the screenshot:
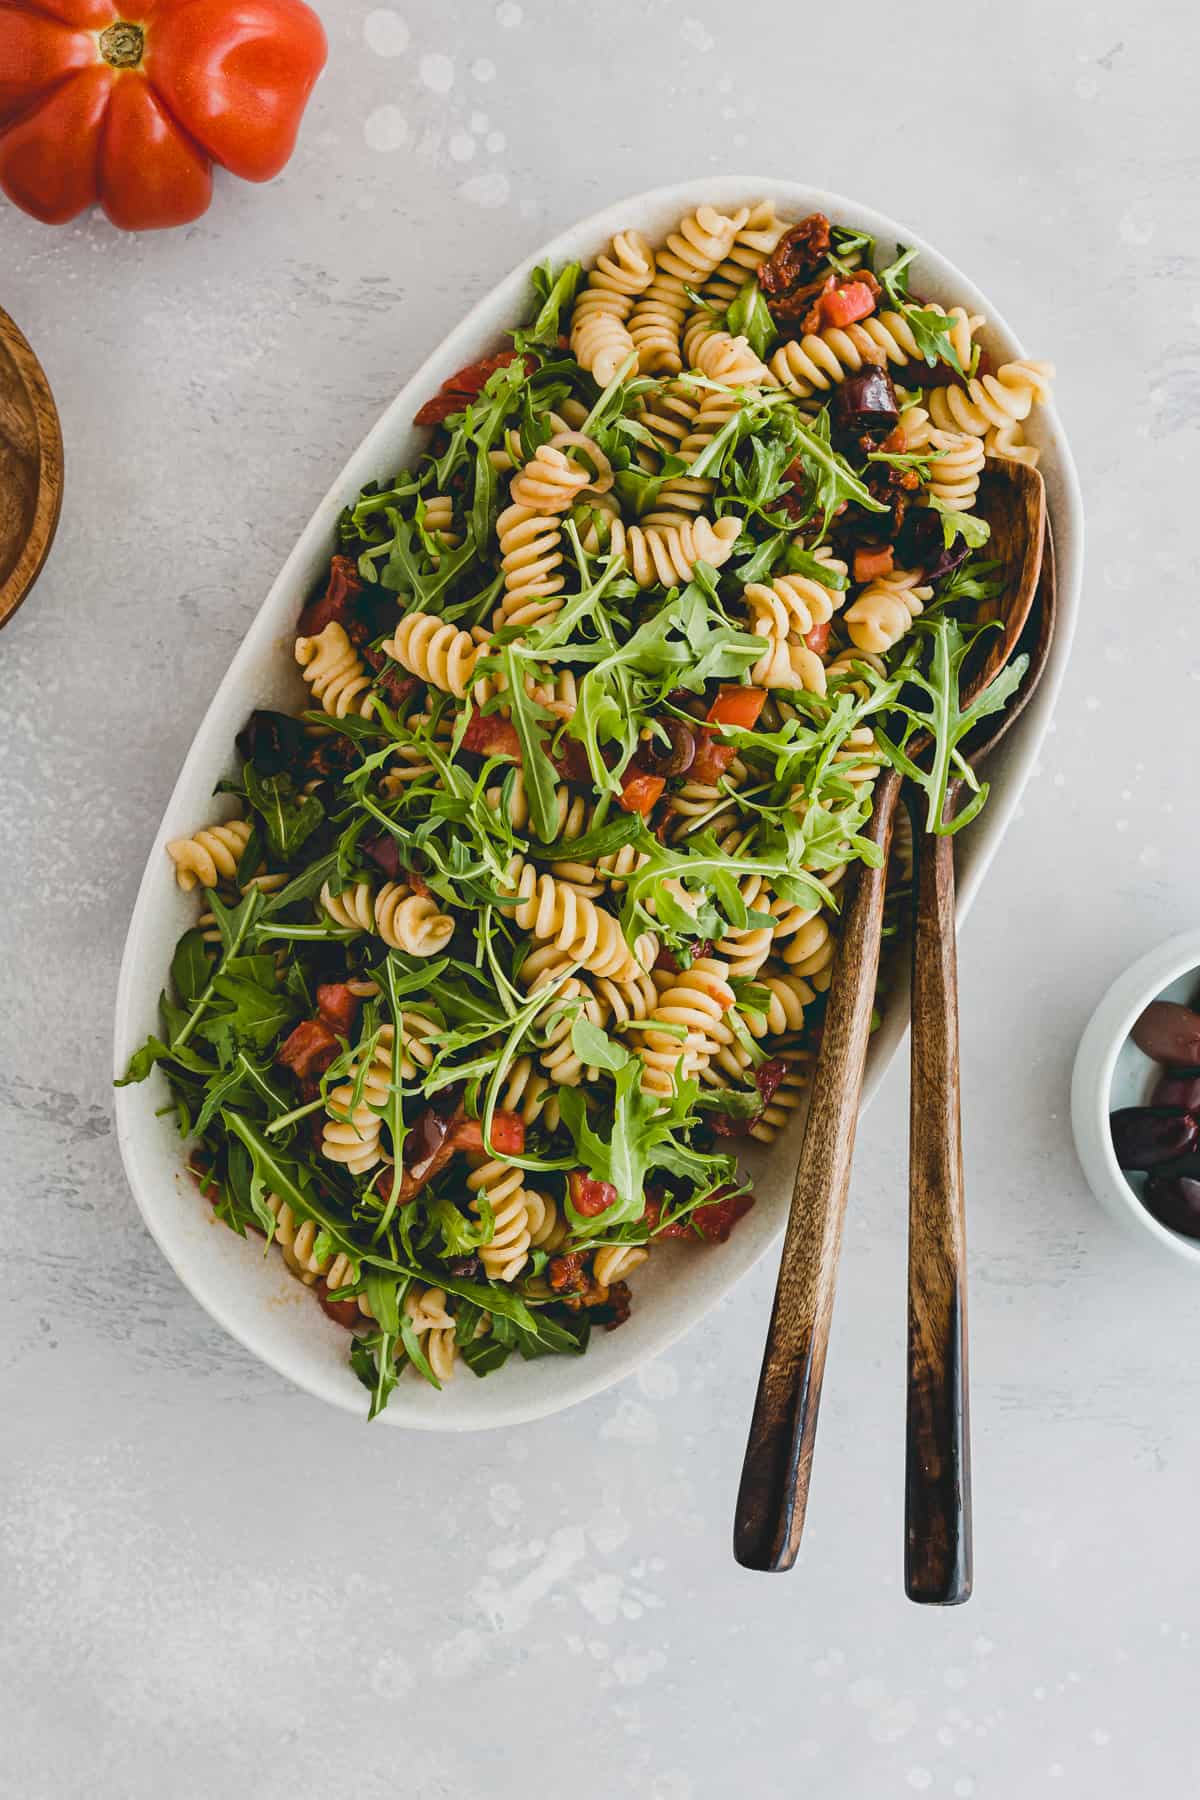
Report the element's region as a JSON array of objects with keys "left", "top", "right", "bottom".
[{"left": 113, "top": 177, "right": 1084, "bottom": 1429}]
